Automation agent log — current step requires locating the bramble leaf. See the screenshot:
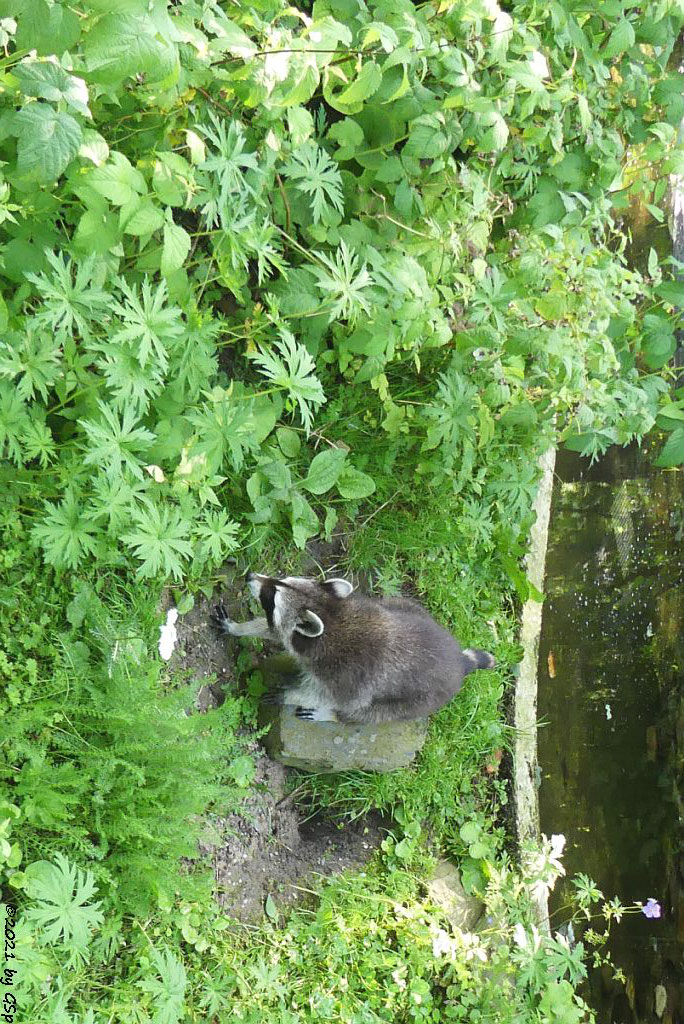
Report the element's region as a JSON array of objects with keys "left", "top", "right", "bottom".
[{"left": 14, "top": 105, "right": 82, "bottom": 182}]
